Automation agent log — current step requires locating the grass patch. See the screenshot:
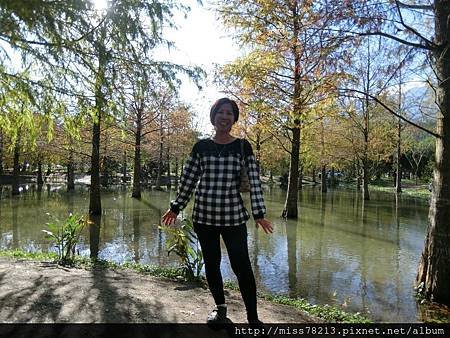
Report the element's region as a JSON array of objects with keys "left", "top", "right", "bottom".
[
  {"left": 369, "top": 185, "right": 431, "bottom": 200},
  {"left": 223, "top": 281, "right": 371, "bottom": 323},
  {"left": 0, "top": 249, "right": 197, "bottom": 281},
  {"left": 0, "top": 249, "right": 58, "bottom": 261}
]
